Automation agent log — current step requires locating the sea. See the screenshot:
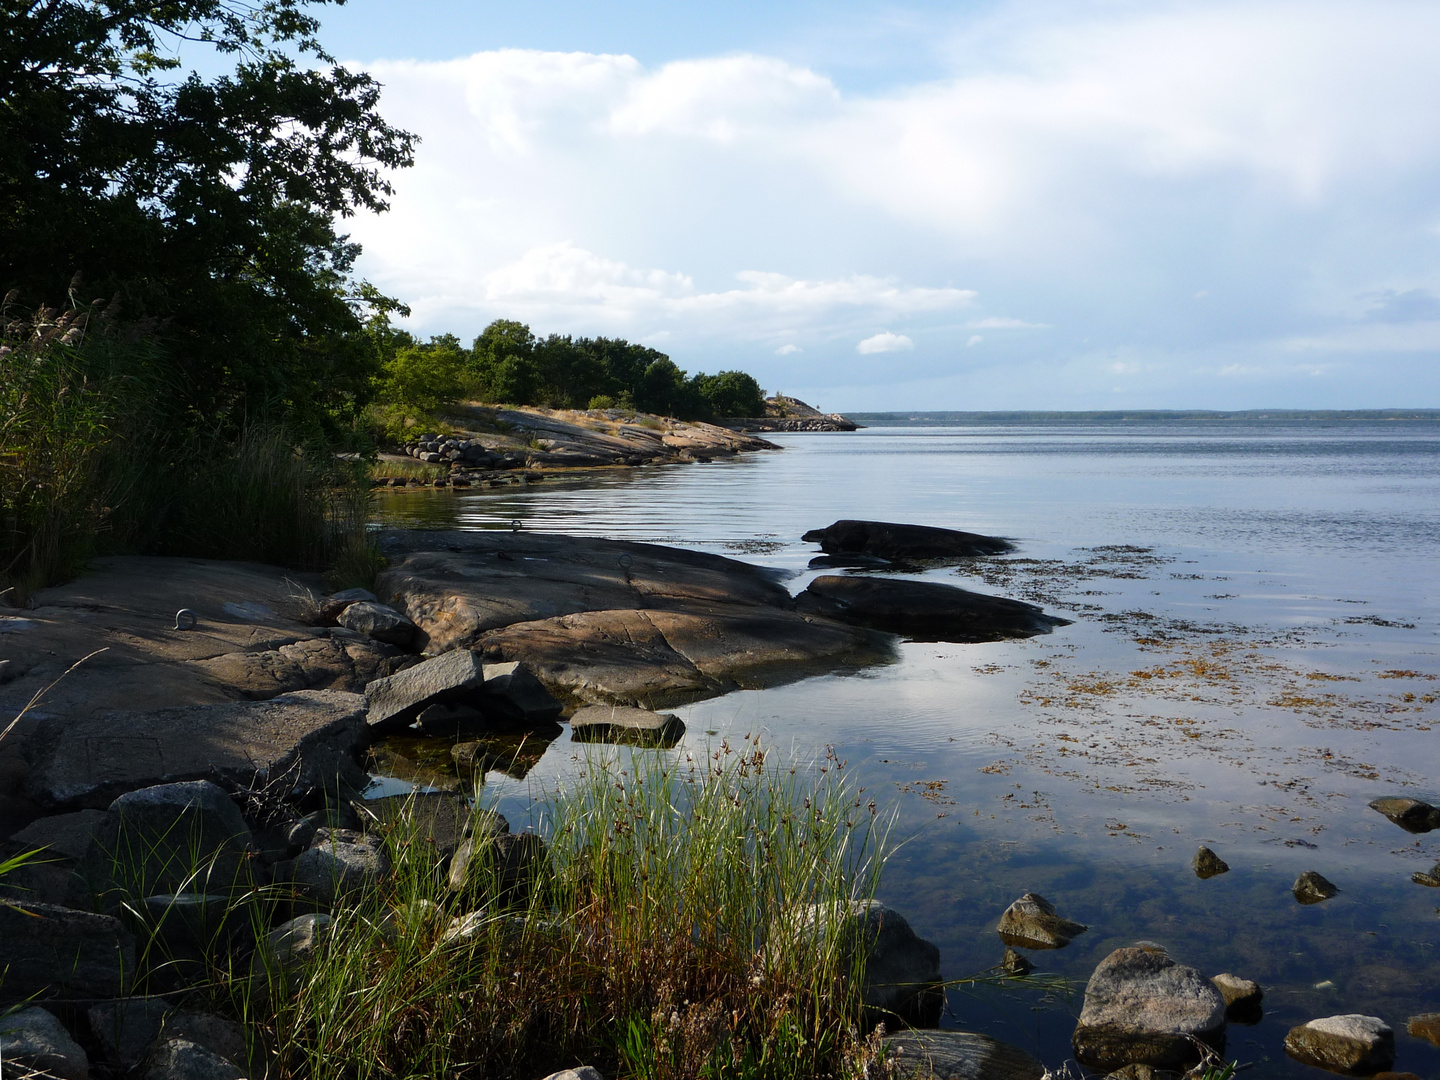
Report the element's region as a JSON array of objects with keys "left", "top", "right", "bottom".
[{"left": 373, "top": 415, "right": 1440, "bottom": 1077}]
